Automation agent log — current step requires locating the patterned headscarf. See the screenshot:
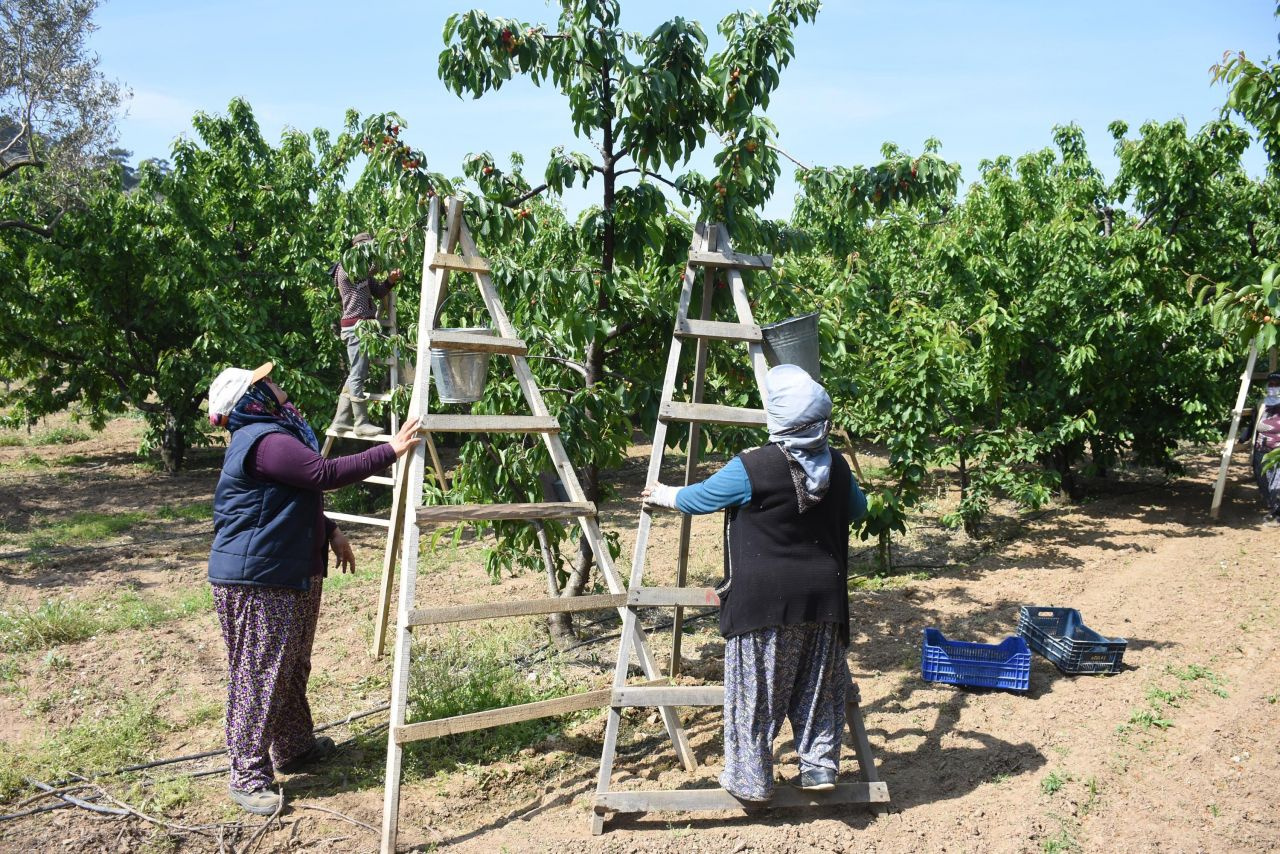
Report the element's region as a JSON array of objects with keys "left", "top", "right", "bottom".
[
  {"left": 227, "top": 381, "right": 319, "bottom": 452},
  {"left": 765, "top": 364, "right": 833, "bottom": 512}
]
